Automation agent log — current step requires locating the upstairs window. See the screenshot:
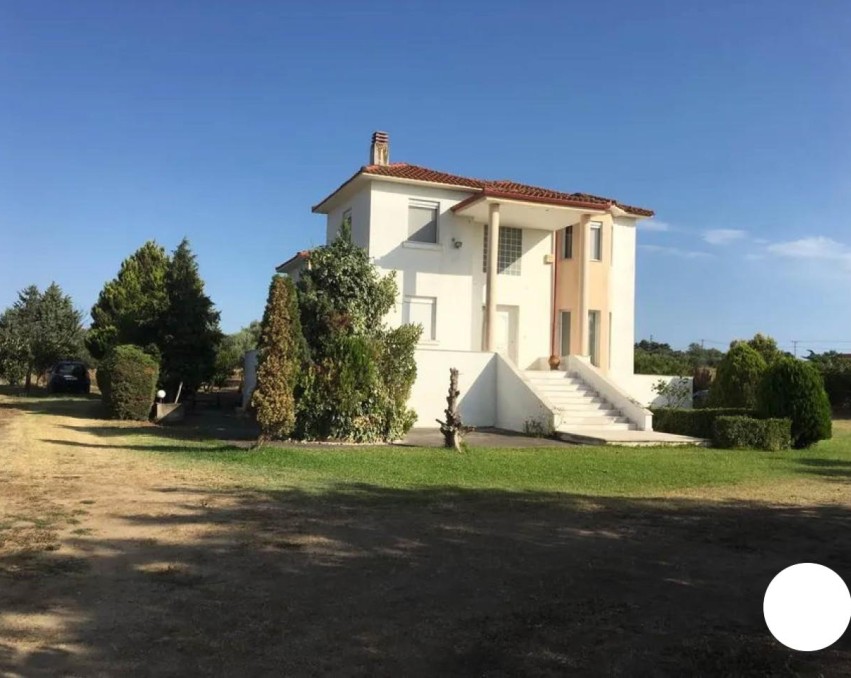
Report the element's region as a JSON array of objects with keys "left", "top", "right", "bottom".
[
  {"left": 342, "top": 208, "right": 352, "bottom": 230},
  {"left": 590, "top": 221, "right": 603, "bottom": 261},
  {"left": 407, "top": 200, "right": 439, "bottom": 243},
  {"left": 562, "top": 225, "right": 574, "bottom": 259},
  {"left": 482, "top": 225, "right": 523, "bottom": 276},
  {"left": 403, "top": 296, "right": 436, "bottom": 341}
]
